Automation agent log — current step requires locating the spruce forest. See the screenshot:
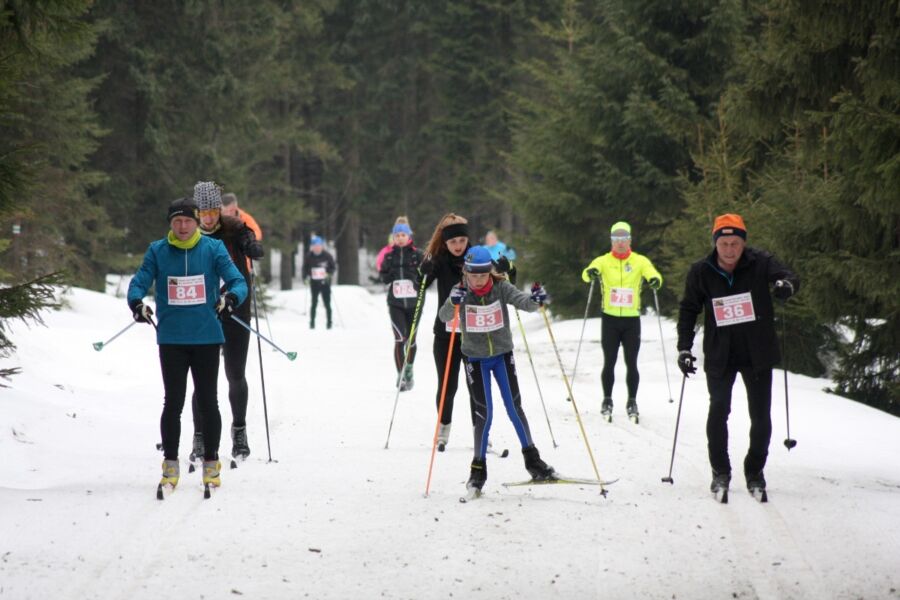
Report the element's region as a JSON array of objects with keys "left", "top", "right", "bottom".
[{"left": 1, "top": 1, "right": 897, "bottom": 413}]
